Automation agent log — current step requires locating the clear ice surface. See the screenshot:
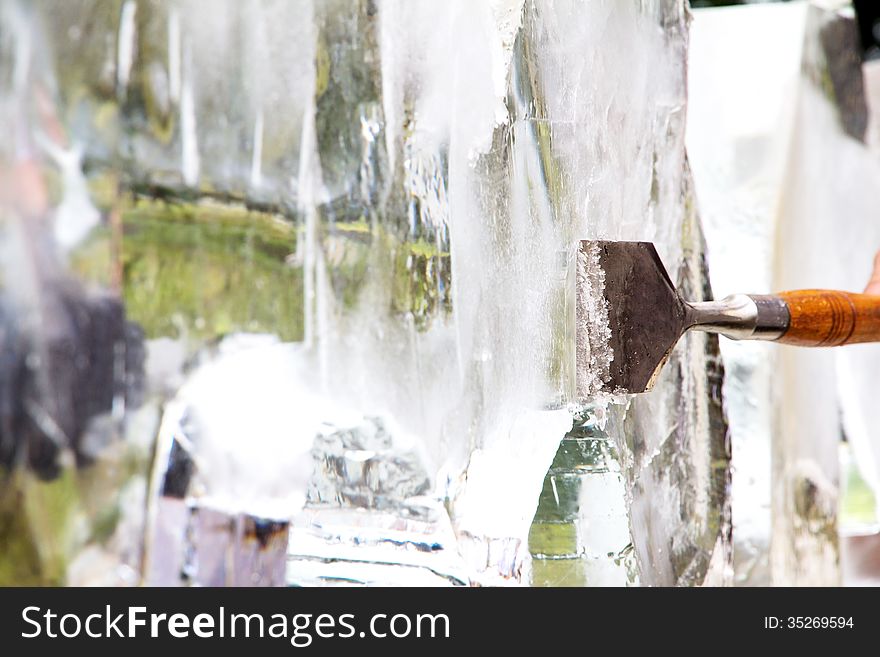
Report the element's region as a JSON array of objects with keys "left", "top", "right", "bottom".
[{"left": 1, "top": 0, "right": 732, "bottom": 585}]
